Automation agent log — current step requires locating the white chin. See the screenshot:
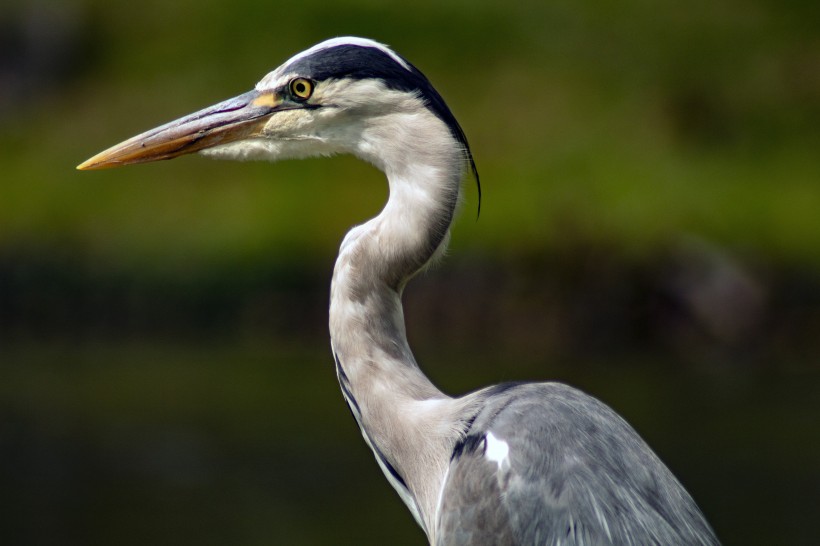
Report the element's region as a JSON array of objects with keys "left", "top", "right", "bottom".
[
  {"left": 199, "top": 140, "right": 285, "bottom": 162},
  {"left": 199, "top": 138, "right": 334, "bottom": 163}
]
